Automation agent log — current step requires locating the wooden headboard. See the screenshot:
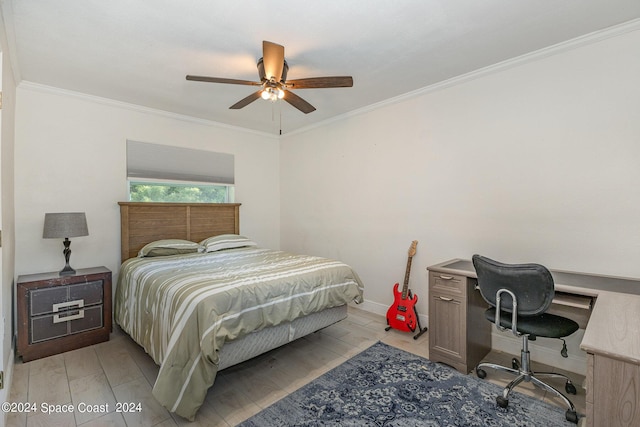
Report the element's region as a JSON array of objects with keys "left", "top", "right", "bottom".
[{"left": 118, "top": 202, "right": 241, "bottom": 262}]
